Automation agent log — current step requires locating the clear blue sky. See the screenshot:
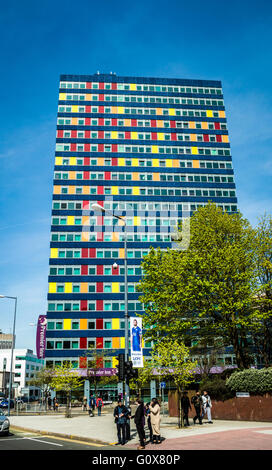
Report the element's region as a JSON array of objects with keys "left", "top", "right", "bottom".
[{"left": 0, "top": 0, "right": 271, "bottom": 350}]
